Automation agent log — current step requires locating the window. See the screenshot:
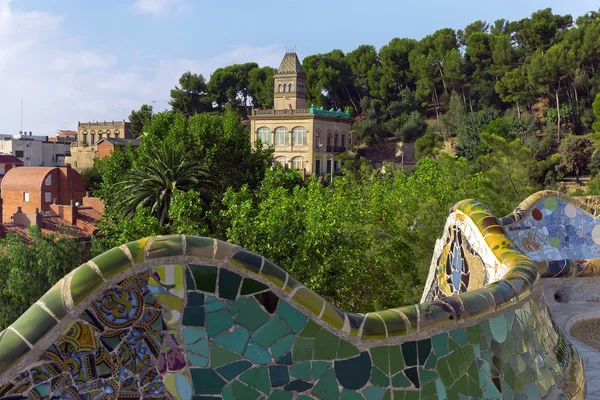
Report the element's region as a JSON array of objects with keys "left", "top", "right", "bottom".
[
  {"left": 82, "top": 132, "right": 88, "bottom": 145},
  {"left": 23, "top": 192, "right": 29, "bottom": 202},
  {"left": 274, "top": 127, "right": 289, "bottom": 145},
  {"left": 278, "top": 84, "right": 283, "bottom": 93},
  {"left": 291, "top": 156, "right": 307, "bottom": 170},
  {"left": 106, "top": 131, "right": 111, "bottom": 139},
  {"left": 274, "top": 156, "right": 287, "bottom": 168},
  {"left": 91, "top": 133, "right": 95, "bottom": 144},
  {"left": 334, "top": 133, "right": 339, "bottom": 146},
  {"left": 98, "top": 130, "right": 103, "bottom": 140},
  {"left": 114, "top": 130, "right": 120, "bottom": 139},
  {"left": 292, "top": 127, "right": 307, "bottom": 146},
  {"left": 45, "top": 175, "right": 51, "bottom": 186},
  {"left": 257, "top": 127, "right": 271, "bottom": 144},
  {"left": 288, "top": 83, "right": 292, "bottom": 92},
  {"left": 15, "top": 150, "right": 24, "bottom": 158},
  {"left": 45, "top": 192, "right": 51, "bottom": 203},
  {"left": 341, "top": 134, "right": 346, "bottom": 147}
]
